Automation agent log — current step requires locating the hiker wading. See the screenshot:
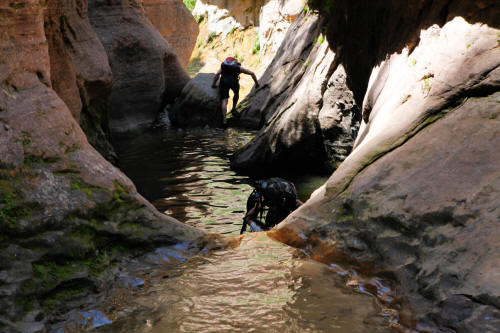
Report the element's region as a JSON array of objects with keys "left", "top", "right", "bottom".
[
  {"left": 241, "top": 178, "right": 303, "bottom": 234},
  {"left": 212, "top": 57, "right": 259, "bottom": 127}
]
